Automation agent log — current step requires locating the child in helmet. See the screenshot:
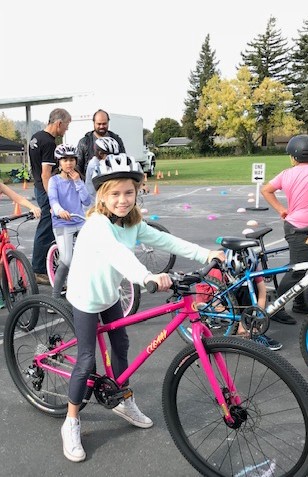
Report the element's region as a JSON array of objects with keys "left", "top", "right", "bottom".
[
  {"left": 262, "top": 134, "right": 308, "bottom": 317},
  {"left": 61, "top": 154, "right": 225, "bottom": 463},
  {"left": 47, "top": 144, "right": 91, "bottom": 301},
  {"left": 85, "top": 137, "right": 120, "bottom": 204}
]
